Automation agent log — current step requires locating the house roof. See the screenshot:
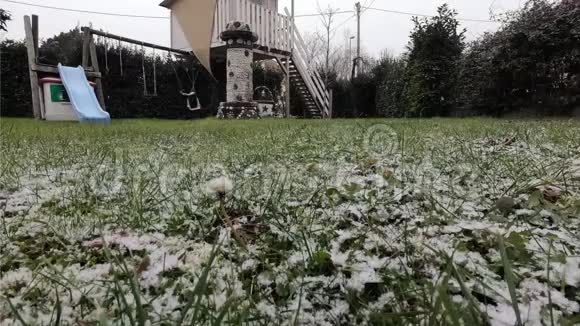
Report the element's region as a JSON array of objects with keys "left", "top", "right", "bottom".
[{"left": 159, "top": 0, "right": 177, "bottom": 8}]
